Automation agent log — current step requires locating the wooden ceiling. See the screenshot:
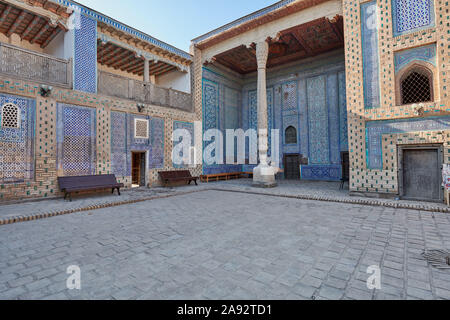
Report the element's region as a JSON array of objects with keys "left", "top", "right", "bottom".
[
  {"left": 0, "top": 1, "right": 69, "bottom": 48},
  {"left": 97, "top": 41, "right": 178, "bottom": 77},
  {"left": 211, "top": 16, "right": 344, "bottom": 74}
]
